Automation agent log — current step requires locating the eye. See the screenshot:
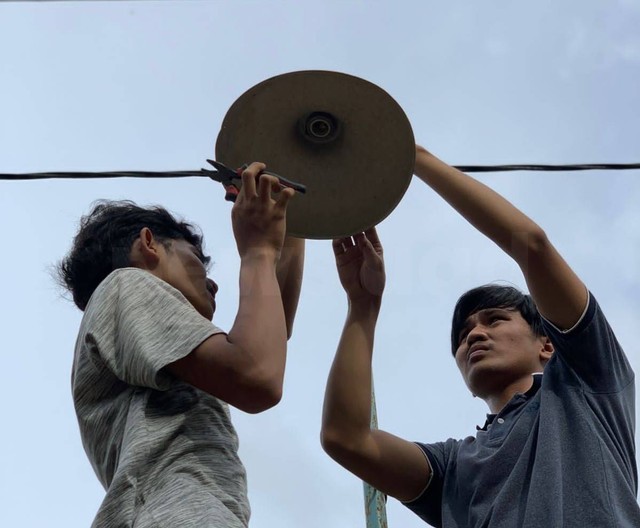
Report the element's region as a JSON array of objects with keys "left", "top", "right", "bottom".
[{"left": 192, "top": 248, "right": 211, "bottom": 270}]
